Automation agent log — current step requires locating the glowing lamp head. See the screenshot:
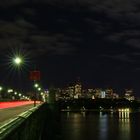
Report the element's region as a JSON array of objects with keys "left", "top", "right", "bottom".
[
  {"left": 13, "top": 57, "right": 22, "bottom": 65},
  {"left": 0, "top": 86, "right": 3, "bottom": 91},
  {"left": 38, "top": 87, "right": 41, "bottom": 91},
  {"left": 34, "top": 83, "right": 39, "bottom": 88}
]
